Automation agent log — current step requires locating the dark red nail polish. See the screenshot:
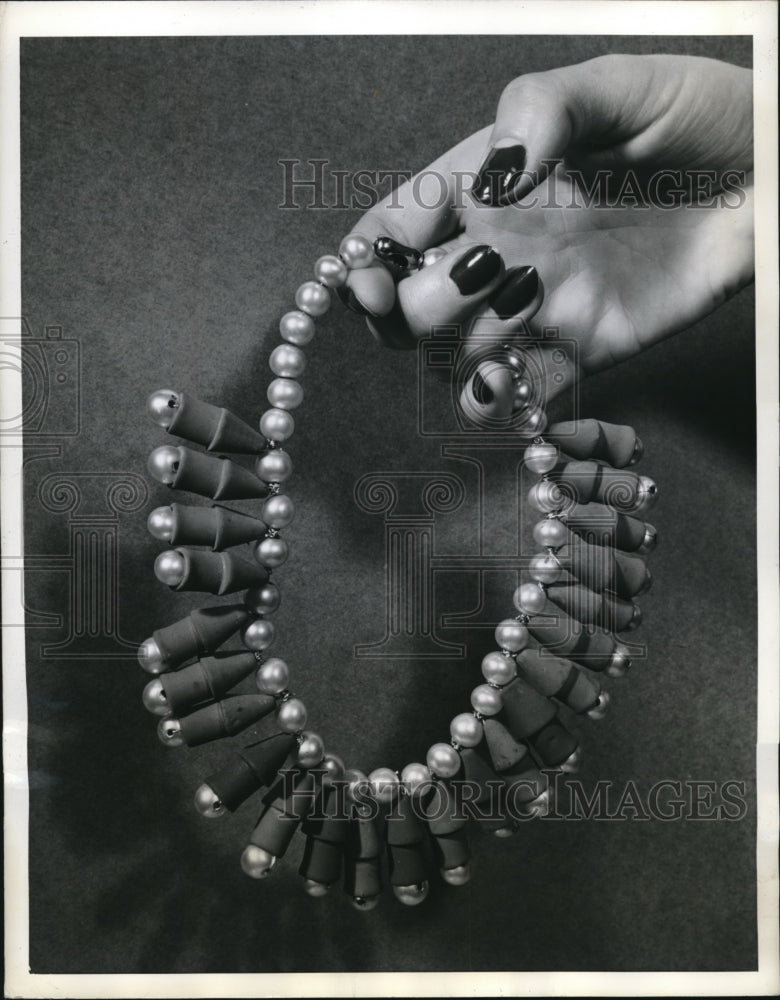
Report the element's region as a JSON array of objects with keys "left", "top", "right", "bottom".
[
  {"left": 449, "top": 245, "right": 502, "bottom": 295},
  {"left": 489, "top": 266, "right": 539, "bottom": 319},
  {"left": 473, "top": 145, "right": 527, "bottom": 206}
]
